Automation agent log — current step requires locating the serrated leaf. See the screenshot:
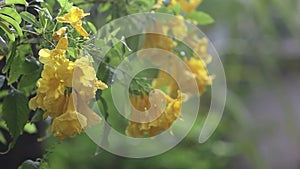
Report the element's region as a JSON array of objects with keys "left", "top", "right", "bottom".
[
  {"left": 20, "top": 12, "right": 38, "bottom": 26},
  {"left": 5, "top": 0, "right": 28, "bottom": 6},
  {"left": 18, "top": 160, "right": 40, "bottom": 169},
  {"left": 0, "top": 14, "right": 23, "bottom": 36},
  {"left": 0, "top": 21, "right": 15, "bottom": 41},
  {"left": 2, "top": 90, "right": 30, "bottom": 147},
  {"left": 23, "top": 123, "right": 37, "bottom": 134},
  {"left": 8, "top": 53, "right": 24, "bottom": 84},
  {"left": 186, "top": 11, "right": 214, "bottom": 25},
  {"left": 0, "top": 7, "right": 22, "bottom": 24},
  {"left": 0, "top": 75, "right": 5, "bottom": 88}
]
